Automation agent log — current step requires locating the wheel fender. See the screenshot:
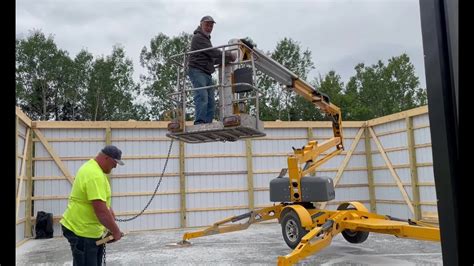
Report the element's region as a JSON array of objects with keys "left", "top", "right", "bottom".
[
  {"left": 337, "top": 201, "right": 369, "bottom": 212},
  {"left": 281, "top": 205, "right": 312, "bottom": 230}
]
